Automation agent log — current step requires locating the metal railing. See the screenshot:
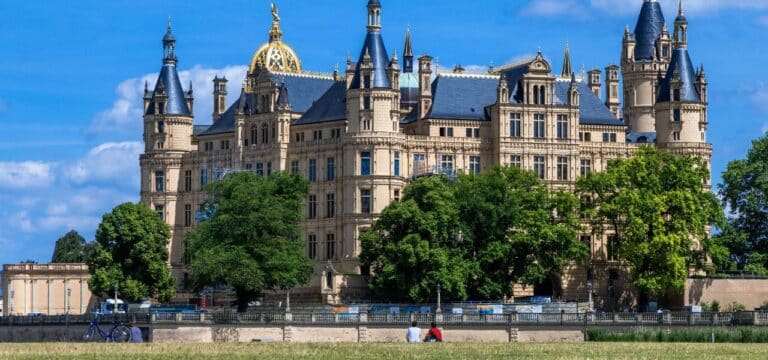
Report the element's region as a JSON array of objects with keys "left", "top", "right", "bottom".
[{"left": 2, "top": 311, "right": 768, "bottom": 327}]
